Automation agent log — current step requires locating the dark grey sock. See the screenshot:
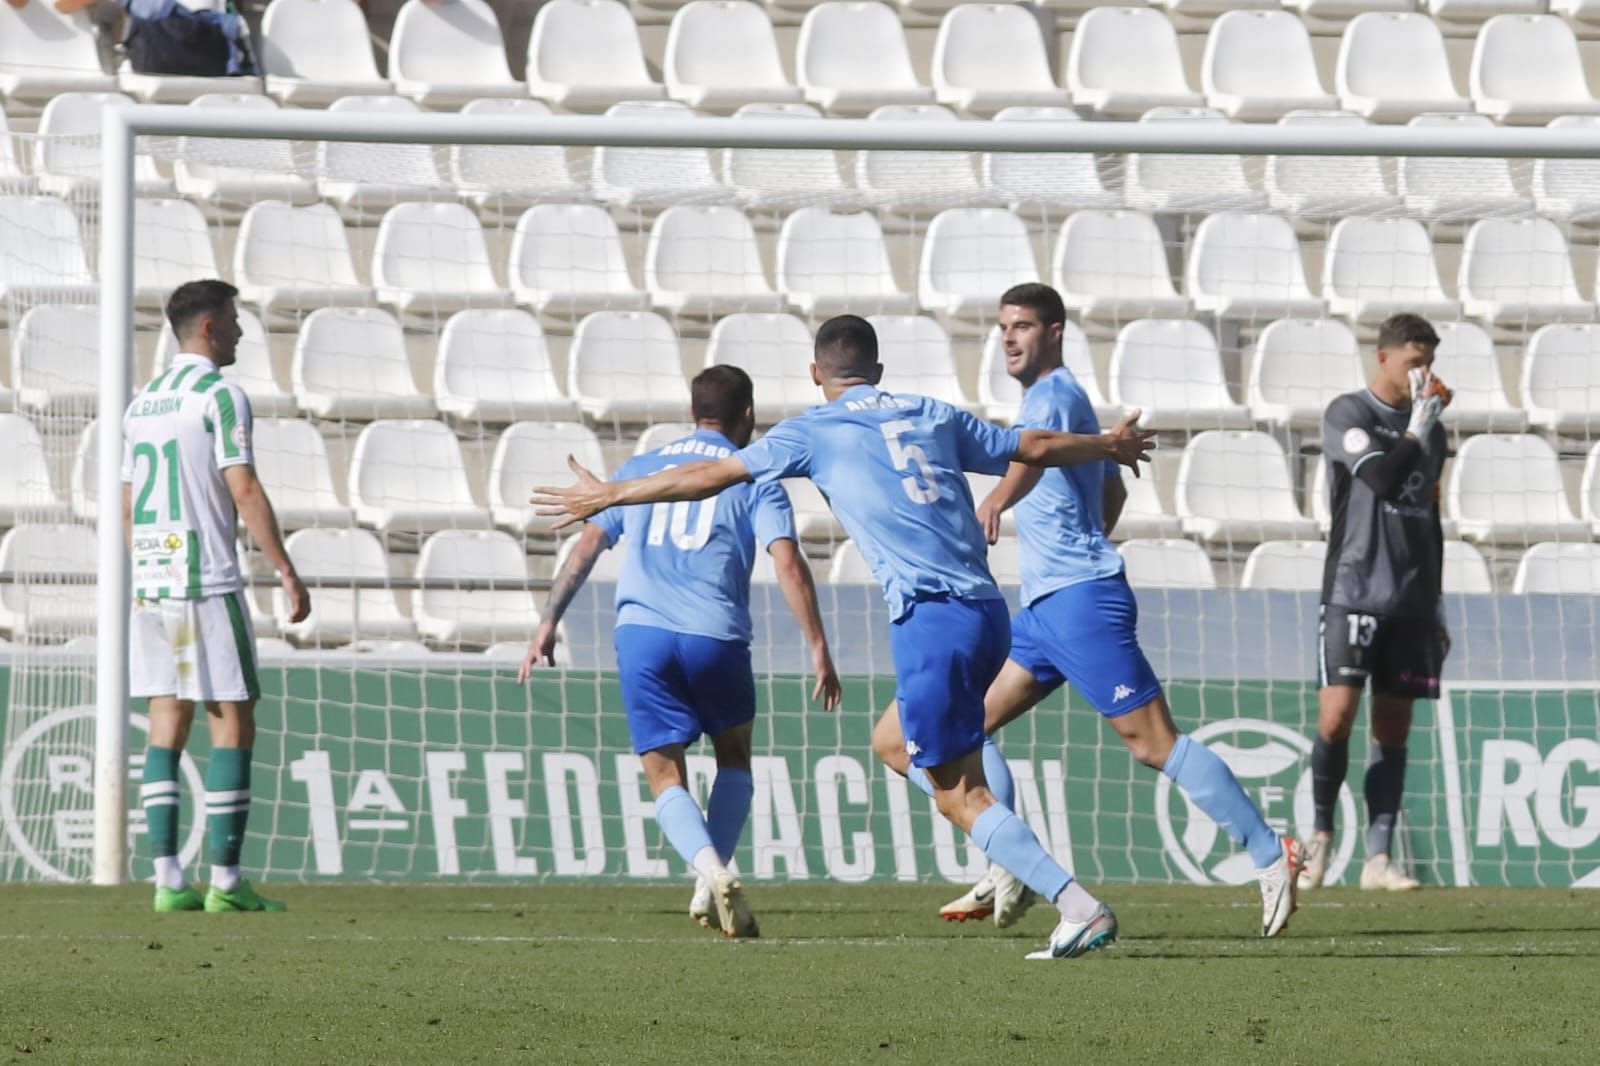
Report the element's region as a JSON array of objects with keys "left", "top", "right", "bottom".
[
  {"left": 1364, "top": 745, "right": 1408, "bottom": 859},
  {"left": 1311, "top": 734, "right": 1349, "bottom": 836}
]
